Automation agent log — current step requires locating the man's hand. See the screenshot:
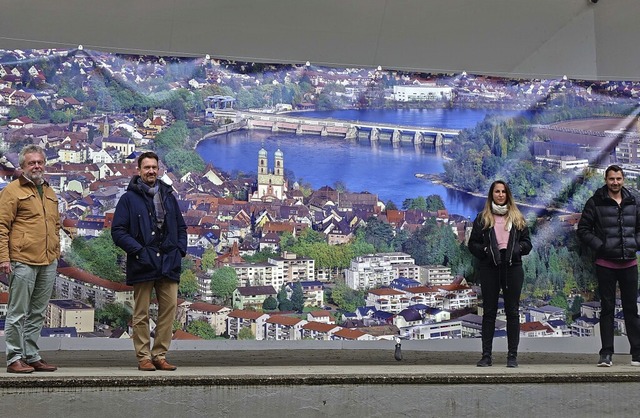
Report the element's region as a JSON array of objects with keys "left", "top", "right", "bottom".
[{"left": 0, "top": 261, "right": 11, "bottom": 274}]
